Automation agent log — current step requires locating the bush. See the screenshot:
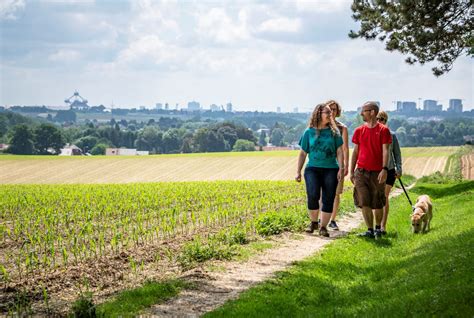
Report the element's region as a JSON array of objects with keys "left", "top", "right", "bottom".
[
  {"left": 70, "top": 292, "right": 96, "bottom": 318},
  {"left": 255, "top": 211, "right": 306, "bottom": 236},
  {"left": 90, "top": 143, "right": 107, "bottom": 155},
  {"left": 177, "top": 237, "right": 237, "bottom": 268},
  {"left": 232, "top": 139, "right": 256, "bottom": 152}
]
